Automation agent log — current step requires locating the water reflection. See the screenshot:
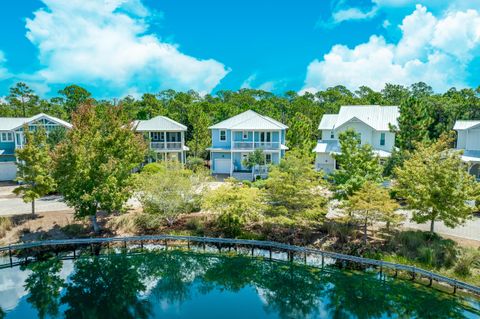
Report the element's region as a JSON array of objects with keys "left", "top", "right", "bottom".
[{"left": 2, "top": 250, "right": 478, "bottom": 319}]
